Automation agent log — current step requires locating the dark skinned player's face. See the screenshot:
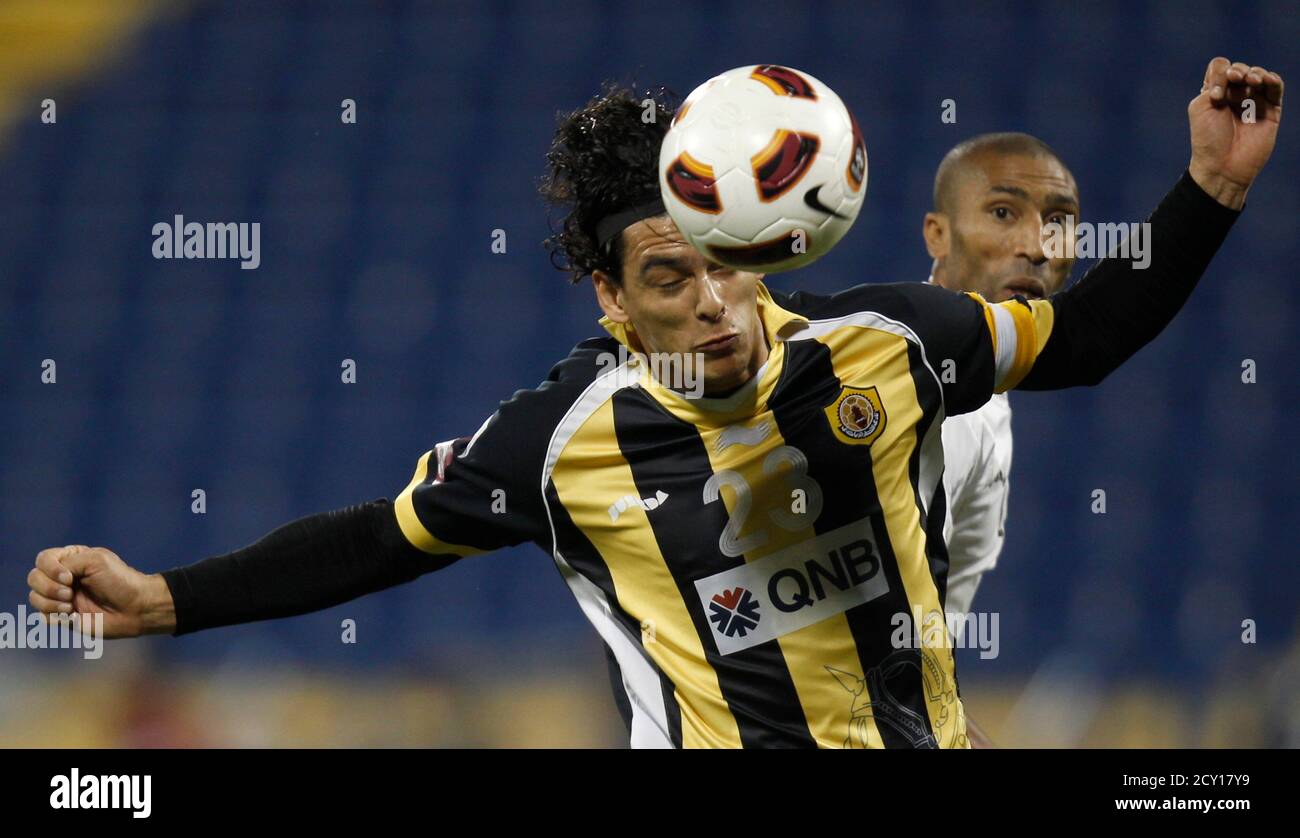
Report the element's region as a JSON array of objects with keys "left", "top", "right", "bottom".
[
  {"left": 925, "top": 152, "right": 1080, "bottom": 302},
  {"left": 592, "top": 215, "right": 768, "bottom": 396}
]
